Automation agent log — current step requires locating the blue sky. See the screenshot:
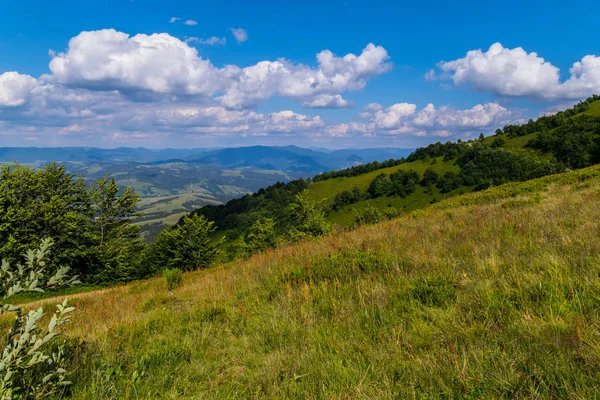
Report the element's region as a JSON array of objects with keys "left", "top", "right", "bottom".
[{"left": 0, "top": 0, "right": 599, "bottom": 148}]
